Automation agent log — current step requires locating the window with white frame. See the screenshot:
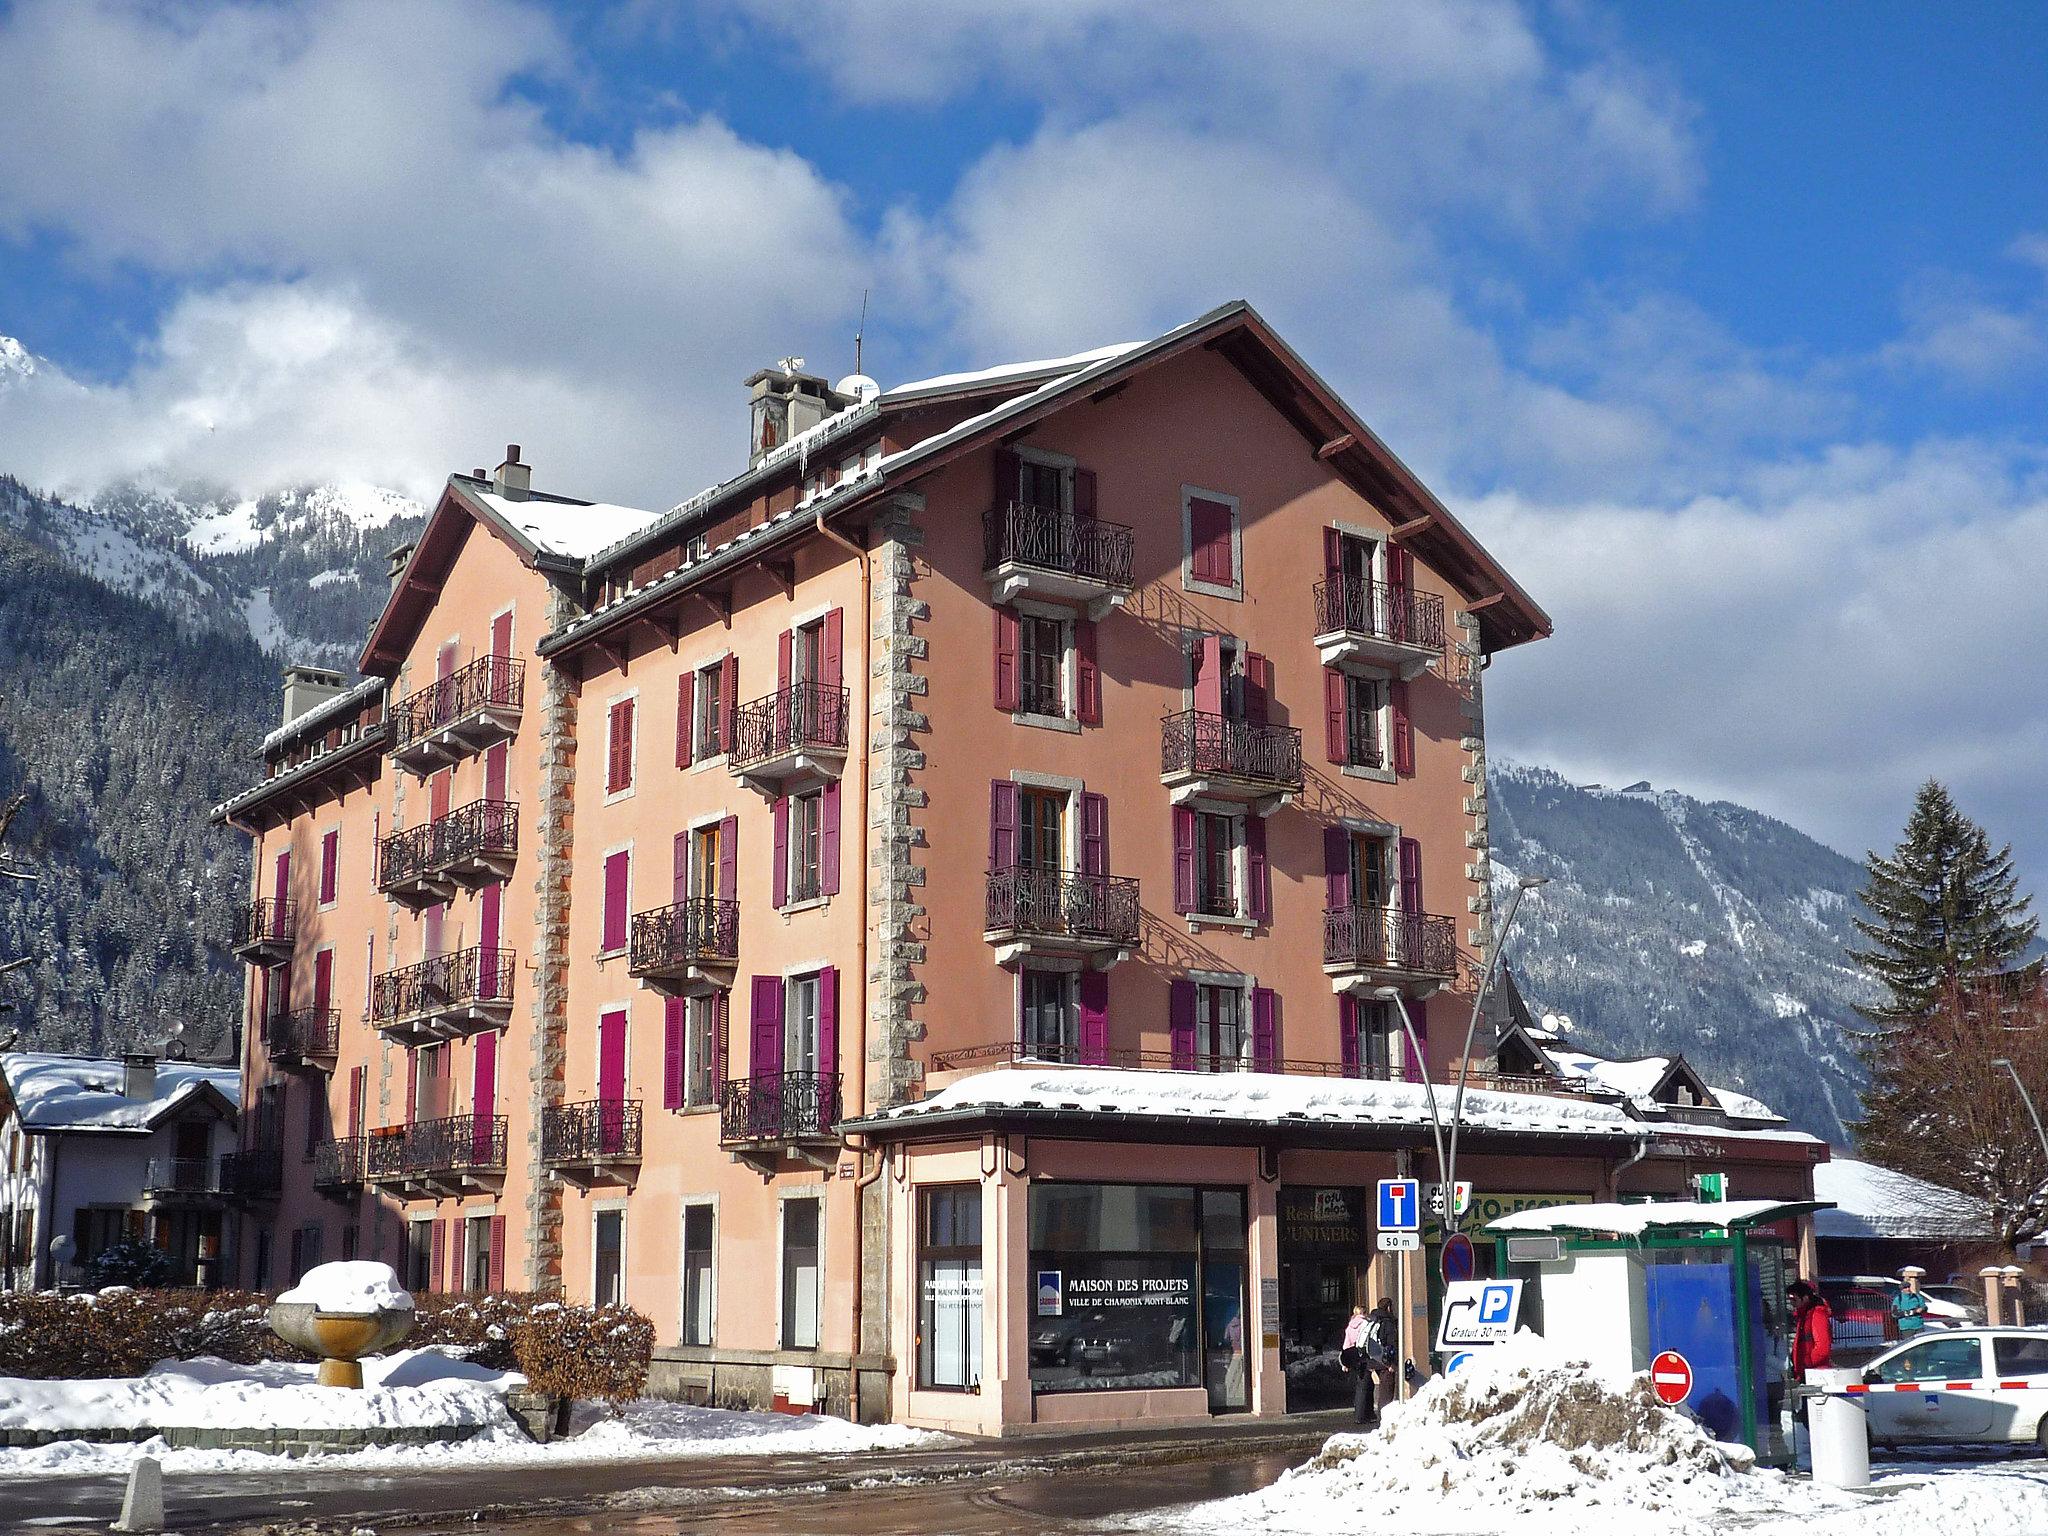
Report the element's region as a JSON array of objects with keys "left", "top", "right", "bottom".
[
  {"left": 781, "top": 1196, "right": 822, "bottom": 1349},
  {"left": 1017, "top": 612, "right": 1068, "bottom": 718},
  {"left": 1019, "top": 968, "right": 1077, "bottom": 1062},
  {"left": 1017, "top": 456, "right": 1068, "bottom": 512},
  {"left": 681, "top": 1203, "right": 715, "bottom": 1345},
  {"left": 683, "top": 994, "right": 719, "bottom": 1108},
  {"left": 1194, "top": 811, "right": 1242, "bottom": 919},
  {"left": 1352, "top": 998, "right": 1399, "bottom": 1080},
  {"left": 693, "top": 660, "right": 725, "bottom": 758},
  {"left": 1341, "top": 672, "right": 1388, "bottom": 771},
  {"left": 1195, "top": 980, "right": 1249, "bottom": 1073},
  {"left": 785, "top": 972, "right": 822, "bottom": 1076},
  {"left": 464, "top": 1214, "right": 492, "bottom": 1292},
  {"left": 594, "top": 1208, "right": 626, "bottom": 1308},
  {"left": 787, "top": 788, "right": 823, "bottom": 904}
]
